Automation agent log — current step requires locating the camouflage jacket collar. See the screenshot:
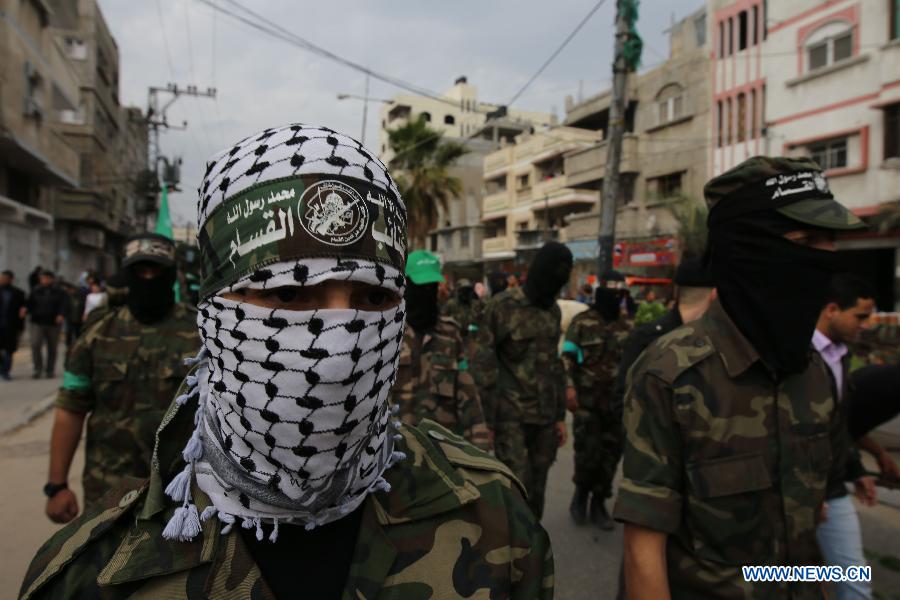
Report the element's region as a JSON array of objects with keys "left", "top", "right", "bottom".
[
  {"left": 114, "top": 389, "right": 484, "bottom": 596},
  {"left": 704, "top": 299, "right": 761, "bottom": 377}
]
